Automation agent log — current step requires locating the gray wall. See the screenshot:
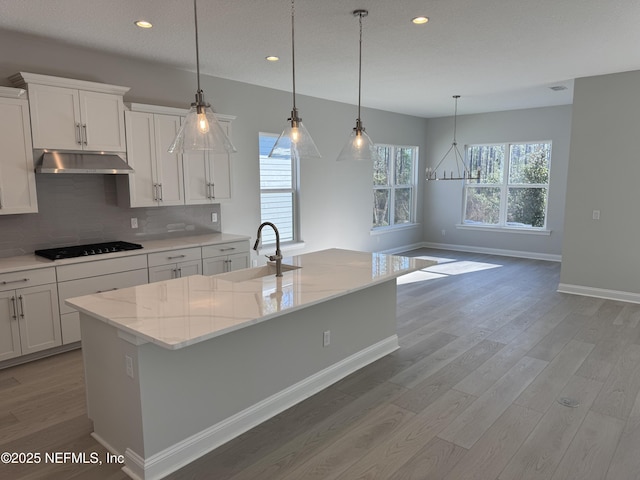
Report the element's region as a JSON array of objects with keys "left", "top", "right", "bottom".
[
  {"left": 560, "top": 70, "right": 640, "bottom": 294},
  {"left": 0, "top": 29, "right": 428, "bottom": 256},
  {"left": 423, "top": 105, "right": 573, "bottom": 258}
]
